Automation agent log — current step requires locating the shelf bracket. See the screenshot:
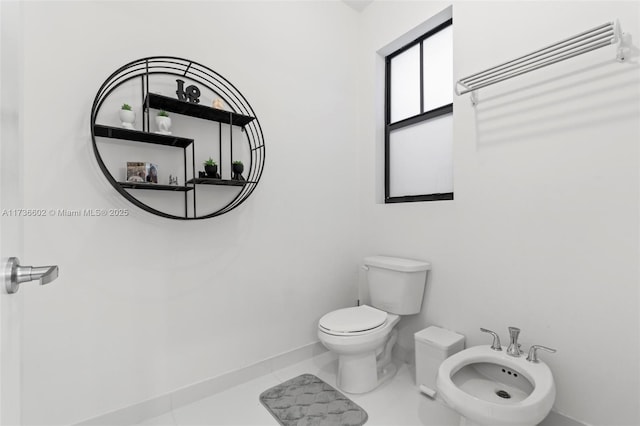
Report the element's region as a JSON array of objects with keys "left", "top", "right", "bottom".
[
  {"left": 470, "top": 91, "right": 478, "bottom": 107},
  {"left": 615, "top": 20, "right": 628, "bottom": 62}
]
